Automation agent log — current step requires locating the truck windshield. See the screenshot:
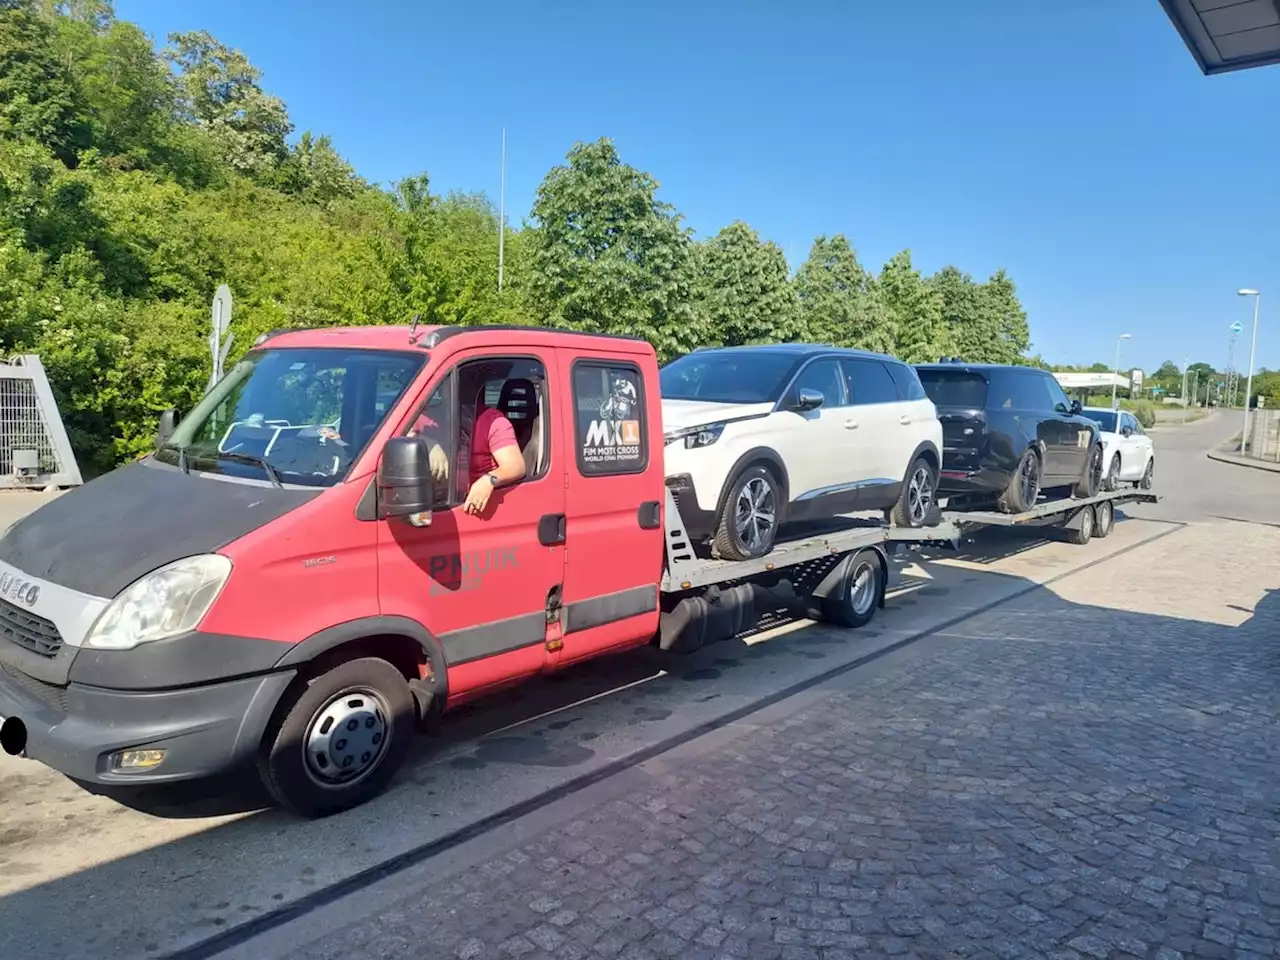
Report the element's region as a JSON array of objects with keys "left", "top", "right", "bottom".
[
  {"left": 155, "top": 347, "right": 425, "bottom": 487},
  {"left": 661, "top": 351, "right": 798, "bottom": 404},
  {"left": 917, "top": 370, "right": 989, "bottom": 408}
]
